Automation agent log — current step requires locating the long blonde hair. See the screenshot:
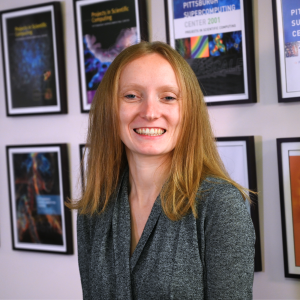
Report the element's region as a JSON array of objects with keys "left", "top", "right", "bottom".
[{"left": 69, "top": 41, "right": 249, "bottom": 220}]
